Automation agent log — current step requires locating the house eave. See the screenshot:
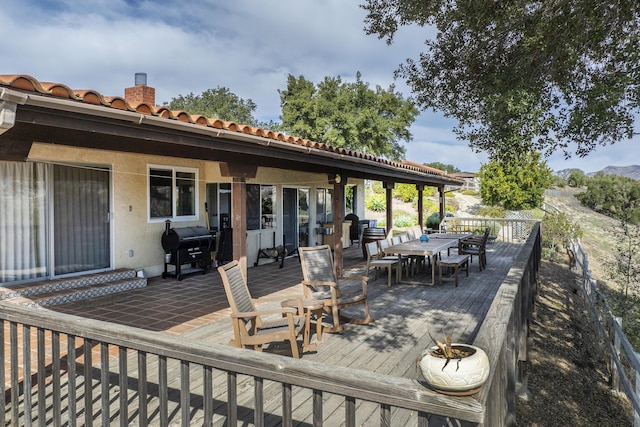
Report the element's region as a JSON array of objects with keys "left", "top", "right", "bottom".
[{"left": 0, "top": 88, "right": 463, "bottom": 187}]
